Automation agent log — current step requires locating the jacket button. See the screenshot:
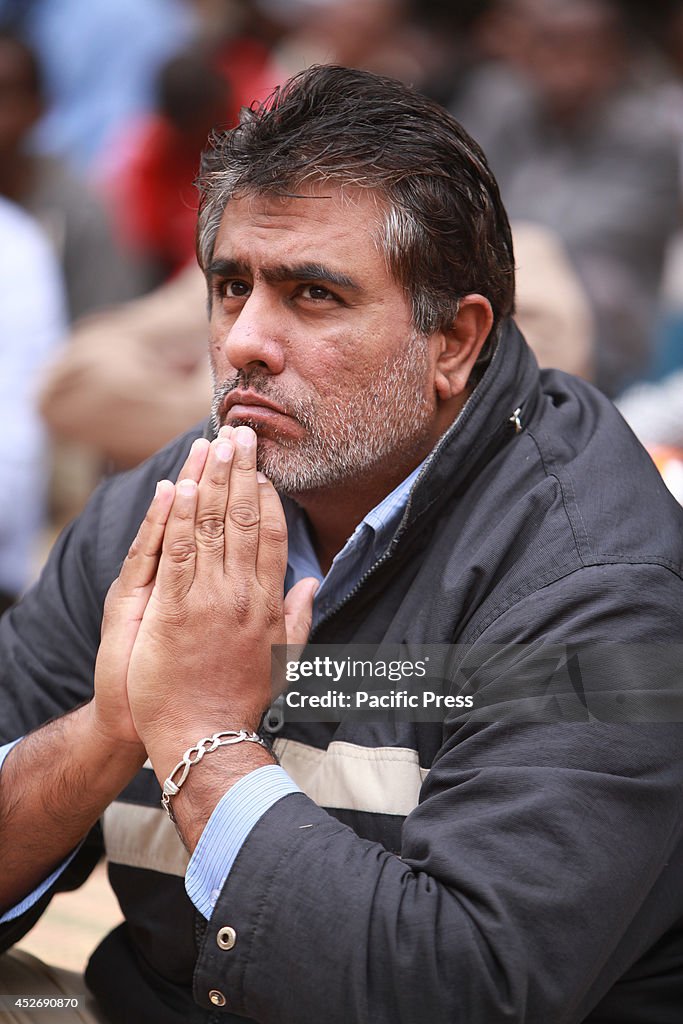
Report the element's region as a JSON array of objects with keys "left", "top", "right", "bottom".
[
  {"left": 217, "top": 926, "right": 237, "bottom": 950},
  {"left": 209, "top": 990, "right": 227, "bottom": 1007}
]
